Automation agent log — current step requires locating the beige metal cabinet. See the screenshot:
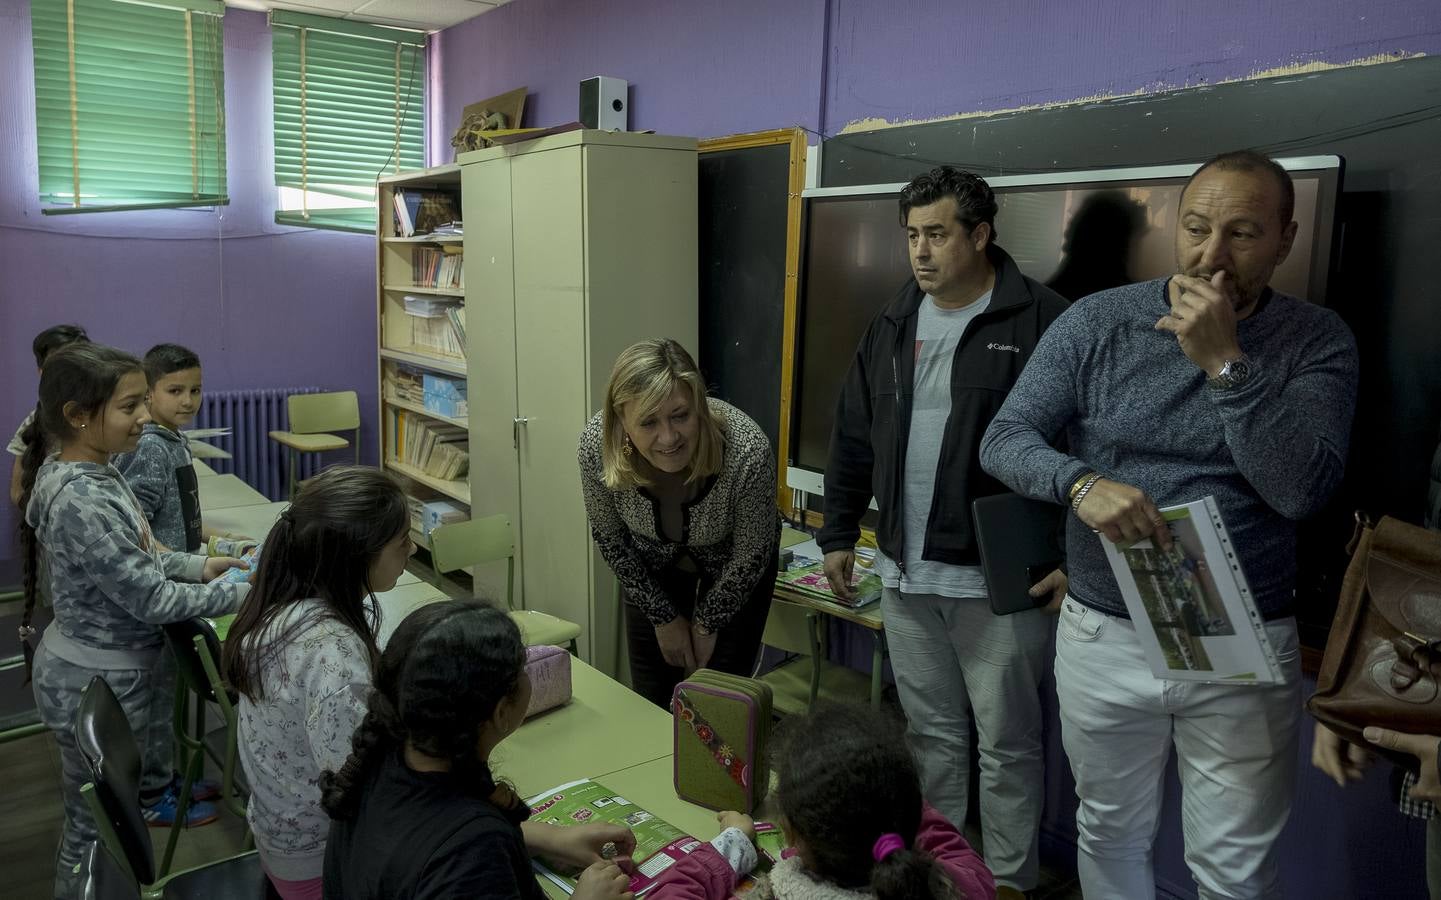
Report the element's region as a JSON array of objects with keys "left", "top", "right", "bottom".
[{"left": 459, "top": 130, "right": 698, "bottom": 674}]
